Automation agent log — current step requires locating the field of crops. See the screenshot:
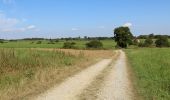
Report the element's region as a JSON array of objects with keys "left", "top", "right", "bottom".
[
  {"left": 125, "top": 48, "right": 170, "bottom": 99},
  {"left": 0, "top": 39, "right": 116, "bottom": 49}
]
